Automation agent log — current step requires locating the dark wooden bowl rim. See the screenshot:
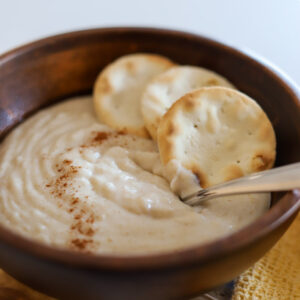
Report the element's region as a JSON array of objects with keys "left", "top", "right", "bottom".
[{"left": 0, "top": 27, "right": 299, "bottom": 271}]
